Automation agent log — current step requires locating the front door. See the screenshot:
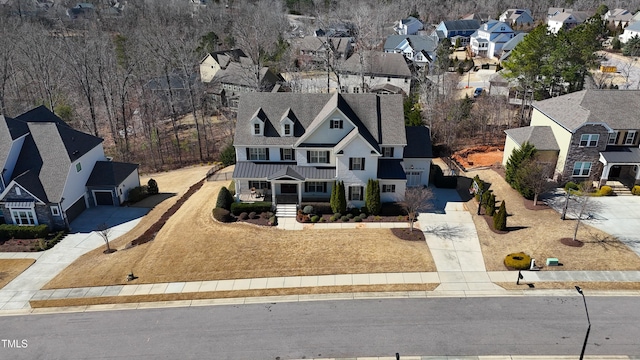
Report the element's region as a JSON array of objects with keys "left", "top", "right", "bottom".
[
  {"left": 281, "top": 184, "right": 297, "bottom": 194},
  {"left": 609, "top": 165, "right": 622, "bottom": 178}
]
